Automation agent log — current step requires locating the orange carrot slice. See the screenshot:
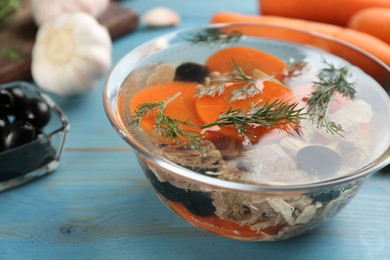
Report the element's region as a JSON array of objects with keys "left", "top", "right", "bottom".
[
  {"left": 196, "top": 80, "right": 295, "bottom": 143},
  {"left": 205, "top": 46, "right": 287, "bottom": 81},
  {"left": 130, "top": 81, "right": 203, "bottom": 142},
  {"left": 168, "top": 200, "right": 286, "bottom": 240}
]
